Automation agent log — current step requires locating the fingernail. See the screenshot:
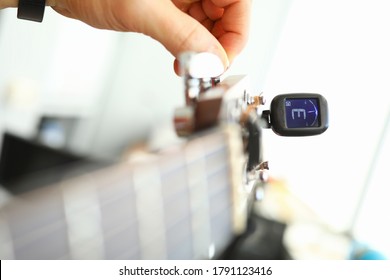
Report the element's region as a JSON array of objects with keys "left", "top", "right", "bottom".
[{"left": 208, "top": 45, "right": 229, "bottom": 72}]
